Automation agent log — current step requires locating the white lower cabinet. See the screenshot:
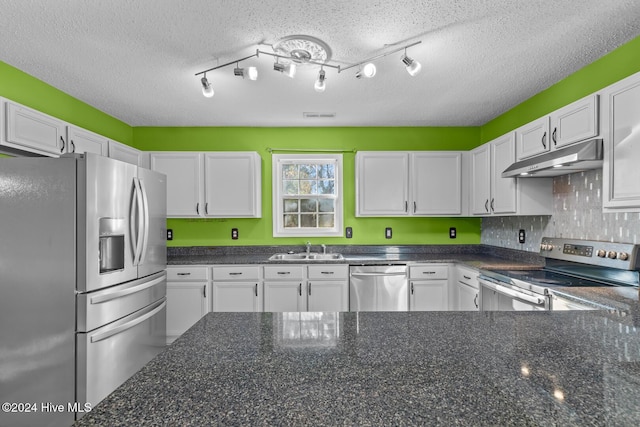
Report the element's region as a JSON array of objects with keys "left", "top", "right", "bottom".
[
  {"left": 212, "top": 265, "right": 262, "bottom": 312},
  {"left": 263, "top": 265, "right": 306, "bottom": 312},
  {"left": 453, "top": 265, "right": 480, "bottom": 311},
  {"left": 307, "top": 265, "right": 349, "bottom": 312},
  {"left": 166, "top": 266, "right": 211, "bottom": 344},
  {"left": 408, "top": 264, "right": 449, "bottom": 311}
]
